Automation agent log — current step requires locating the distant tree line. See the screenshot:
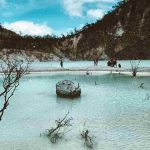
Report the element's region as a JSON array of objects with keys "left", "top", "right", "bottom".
[{"left": 0, "top": 24, "right": 59, "bottom": 53}]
